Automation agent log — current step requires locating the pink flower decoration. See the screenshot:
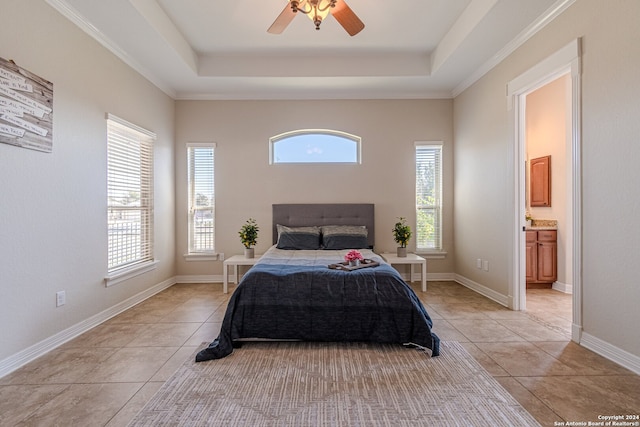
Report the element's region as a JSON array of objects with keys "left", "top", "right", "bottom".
[{"left": 345, "top": 250, "right": 364, "bottom": 262}]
